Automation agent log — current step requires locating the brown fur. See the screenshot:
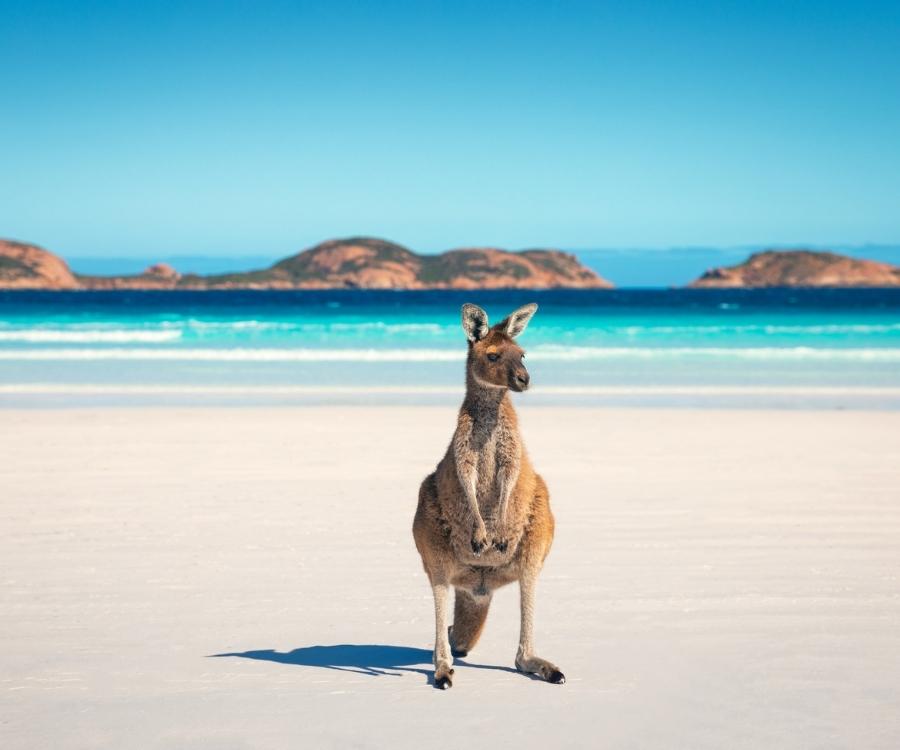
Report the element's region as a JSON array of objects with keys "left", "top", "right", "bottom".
[{"left": 412, "top": 303, "right": 565, "bottom": 689}]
